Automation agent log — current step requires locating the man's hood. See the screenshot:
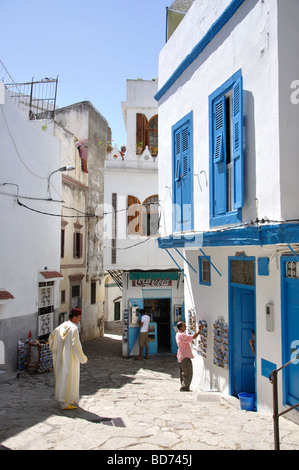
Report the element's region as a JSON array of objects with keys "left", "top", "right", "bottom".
[{"left": 59, "top": 321, "right": 72, "bottom": 340}]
